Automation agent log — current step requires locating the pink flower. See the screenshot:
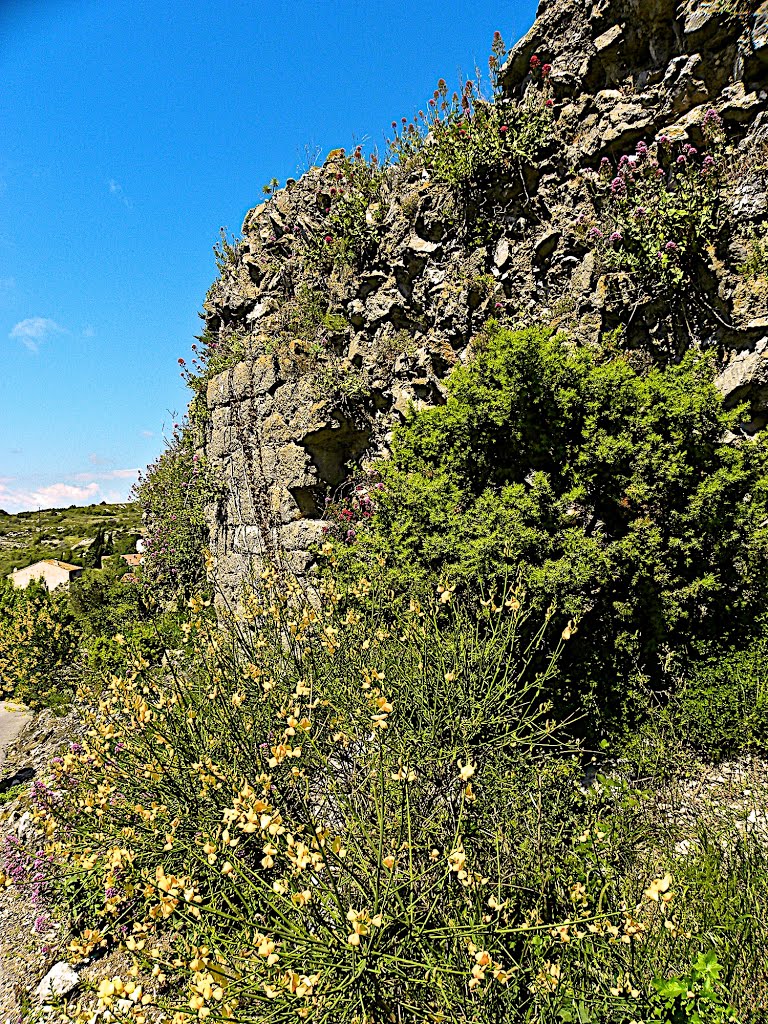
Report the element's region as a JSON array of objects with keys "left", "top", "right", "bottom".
[
  {"left": 545, "top": 99, "right": 554, "bottom": 107},
  {"left": 529, "top": 54, "right": 541, "bottom": 70},
  {"left": 542, "top": 63, "right": 552, "bottom": 77},
  {"left": 499, "top": 124, "right": 509, "bottom": 133}
]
